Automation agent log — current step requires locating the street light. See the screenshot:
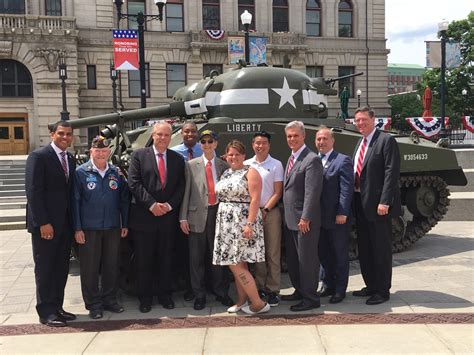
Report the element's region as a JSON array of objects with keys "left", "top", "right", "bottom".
[
  {"left": 240, "top": 10, "right": 252, "bottom": 65},
  {"left": 113, "top": 0, "right": 167, "bottom": 109},
  {"left": 110, "top": 61, "right": 118, "bottom": 112},
  {"left": 58, "top": 57, "right": 69, "bottom": 121},
  {"left": 356, "top": 89, "right": 362, "bottom": 107},
  {"left": 438, "top": 19, "right": 449, "bottom": 132},
  {"left": 462, "top": 89, "right": 467, "bottom": 96}
]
